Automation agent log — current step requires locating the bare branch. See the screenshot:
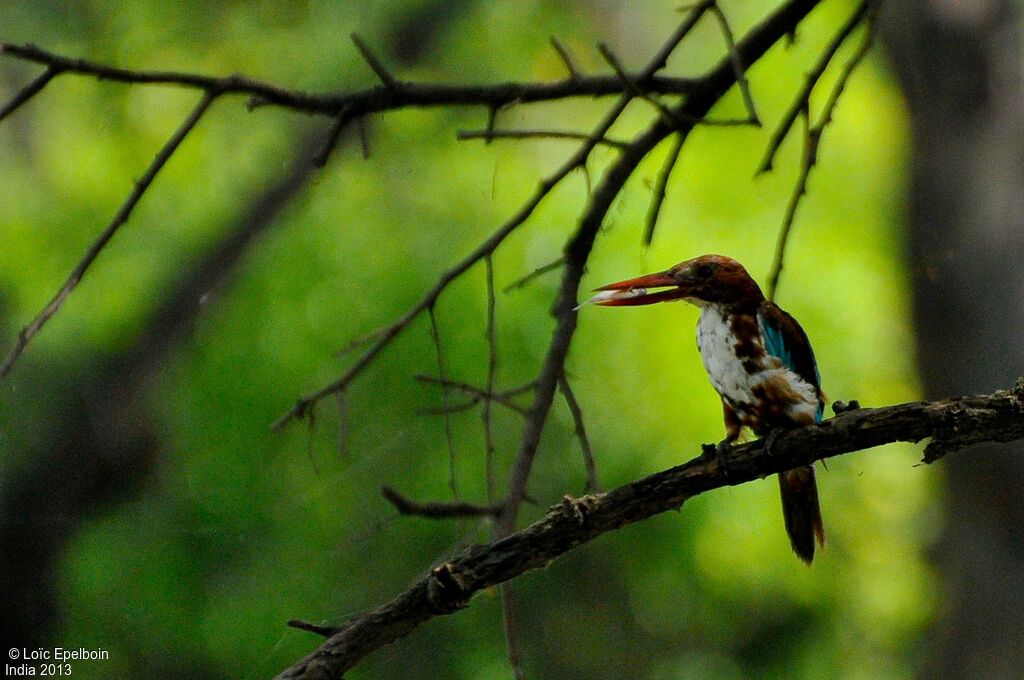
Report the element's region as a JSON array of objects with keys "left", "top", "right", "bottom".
[
  {"left": 276, "top": 385, "right": 1024, "bottom": 679},
  {"left": 500, "top": 583, "right": 526, "bottom": 680},
  {"left": 0, "top": 91, "right": 218, "bottom": 377},
  {"left": 0, "top": 41, "right": 702, "bottom": 115},
  {"left": 766, "top": 109, "right": 813, "bottom": 302}
]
